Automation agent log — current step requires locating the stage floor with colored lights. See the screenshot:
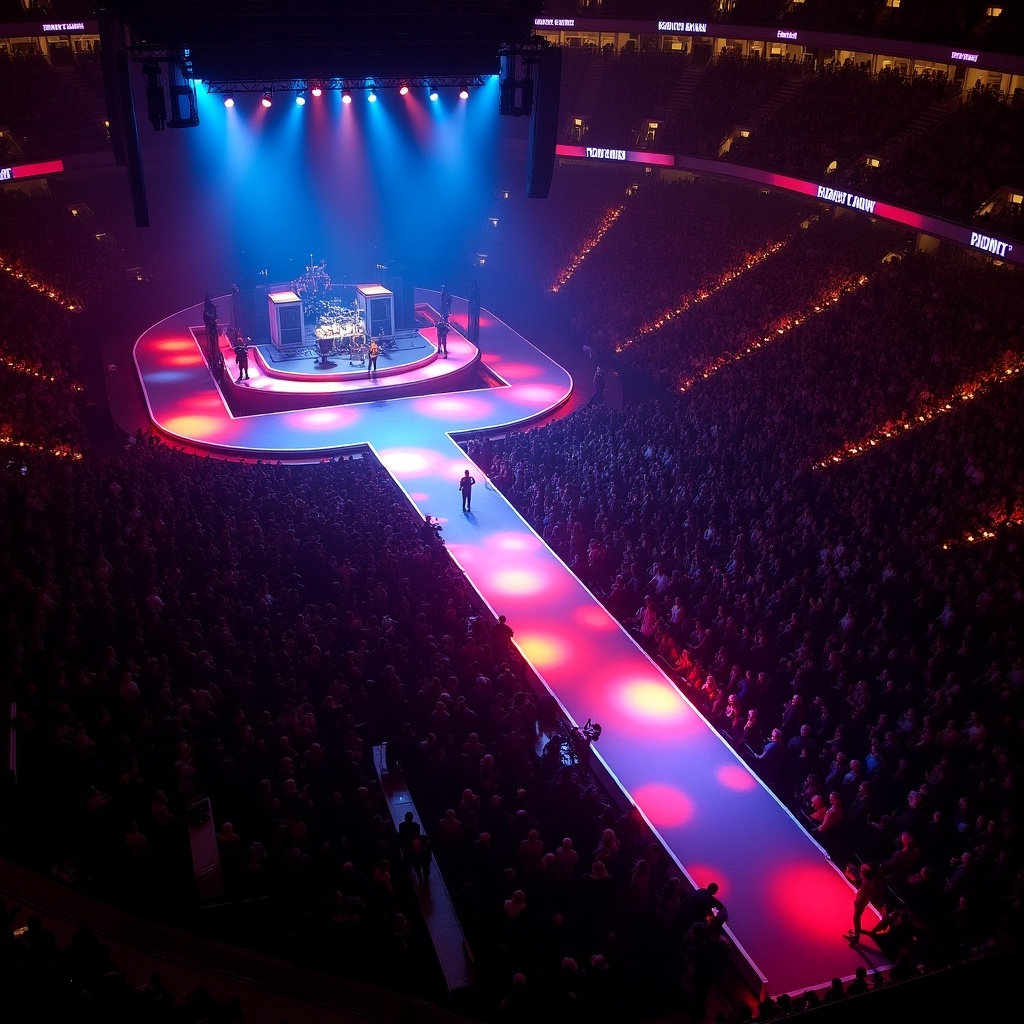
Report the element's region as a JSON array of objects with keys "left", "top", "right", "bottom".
[{"left": 133, "top": 288, "right": 892, "bottom": 999}]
